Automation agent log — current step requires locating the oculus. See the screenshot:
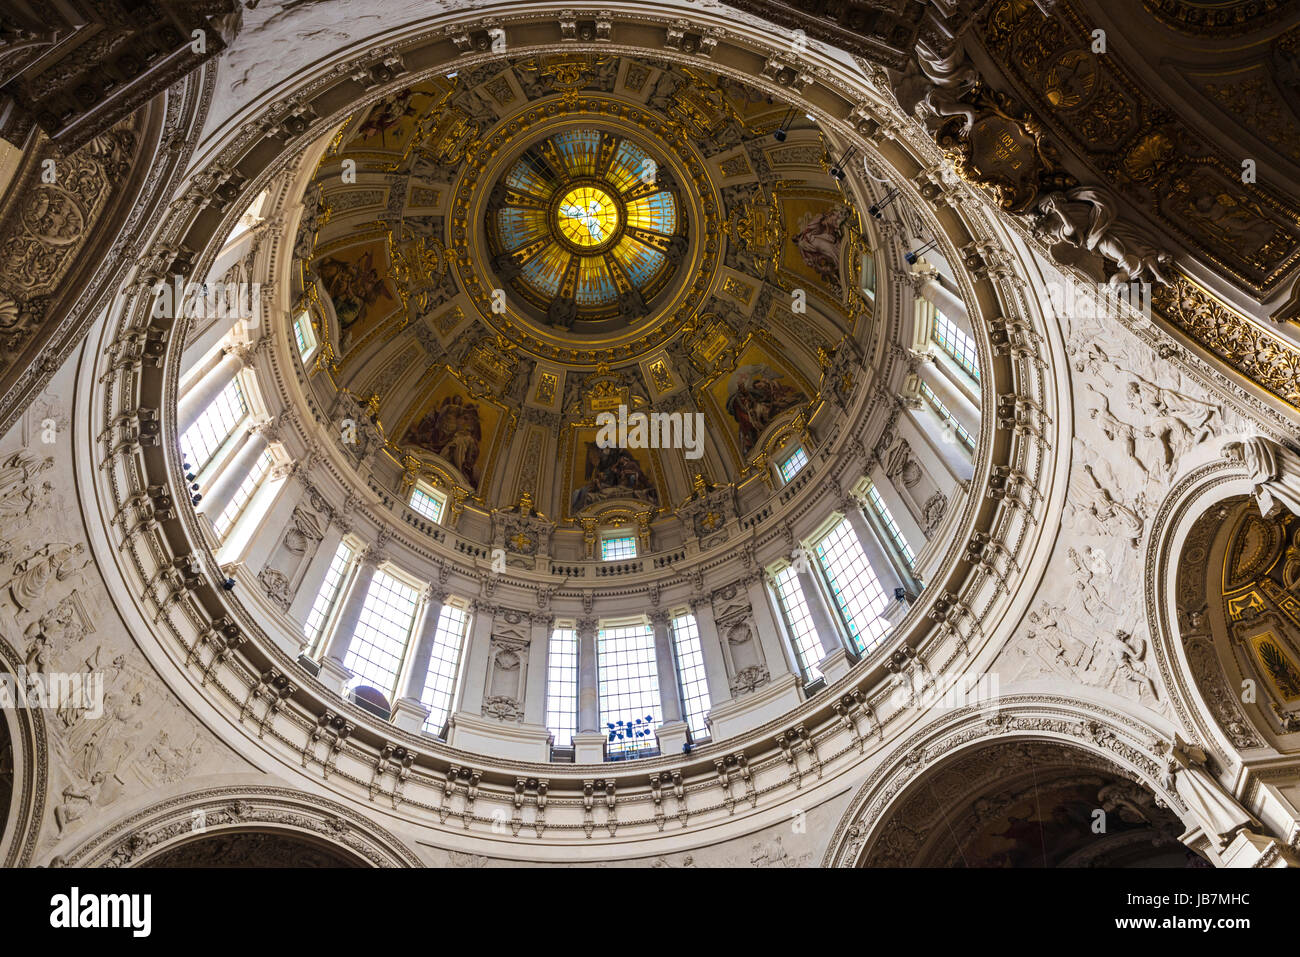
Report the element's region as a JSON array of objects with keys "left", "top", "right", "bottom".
[{"left": 487, "top": 130, "right": 685, "bottom": 330}]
